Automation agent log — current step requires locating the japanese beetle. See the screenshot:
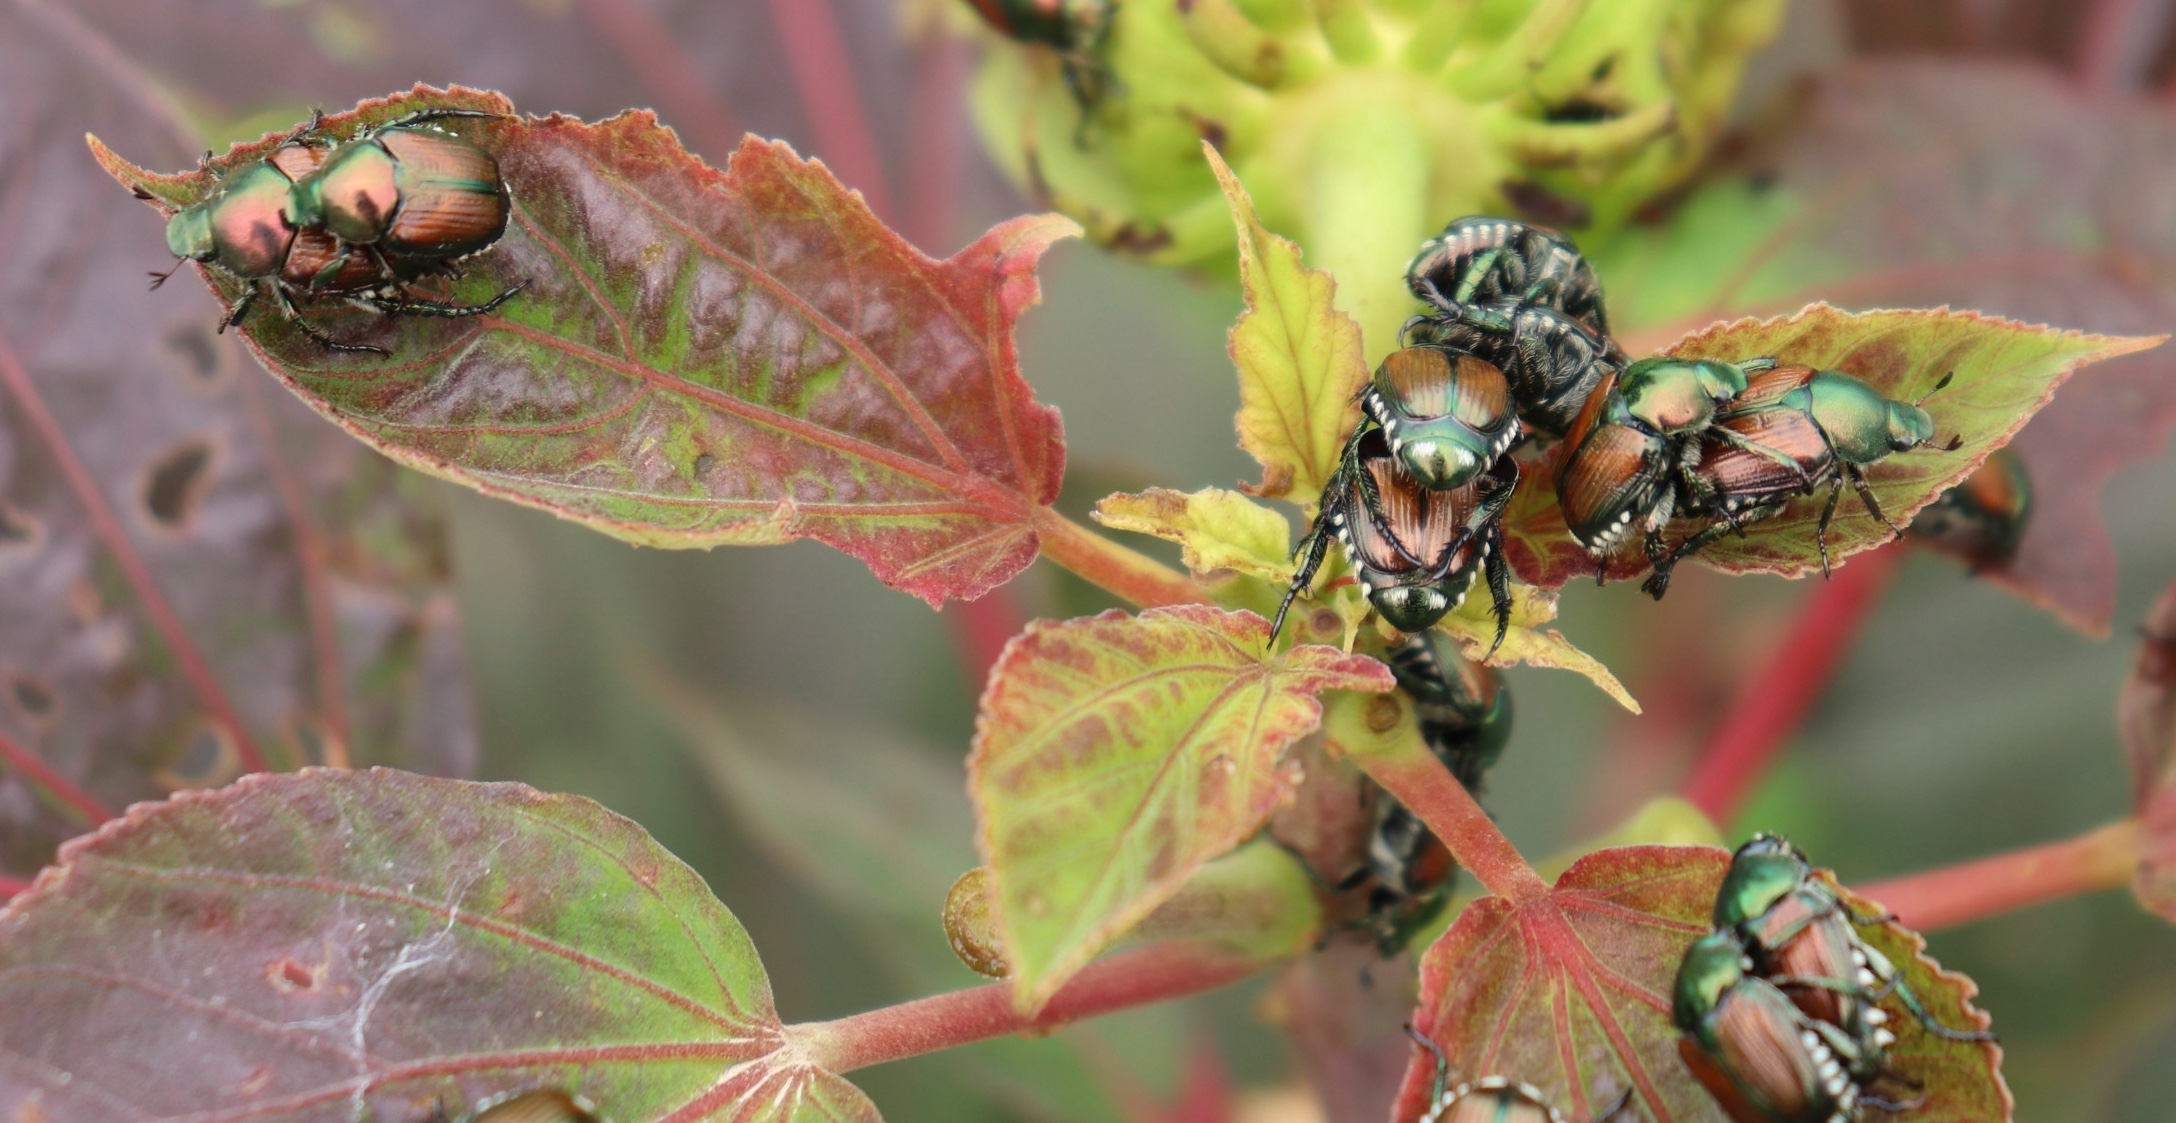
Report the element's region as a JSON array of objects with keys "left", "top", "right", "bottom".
[
  {"left": 285, "top": 109, "right": 513, "bottom": 273},
  {"left": 443, "top": 1089, "right": 603, "bottom": 1123},
  {"left": 1645, "top": 367, "right": 1959, "bottom": 597},
  {"left": 1556, "top": 356, "right": 1775, "bottom": 567},
  {"left": 1908, "top": 447, "right": 2030, "bottom": 572},
  {"left": 1275, "top": 426, "right": 1517, "bottom": 650},
  {"left": 1363, "top": 345, "right": 1521, "bottom": 492},
  {"left": 1673, "top": 932, "right": 1889, "bottom": 1123},
  {"left": 1716, "top": 836, "right": 1995, "bottom": 1049},
  {"left": 1388, "top": 630, "right": 1512, "bottom": 792},
  {"left": 1406, "top": 216, "right": 1609, "bottom": 339},
  {"left": 1412, "top": 305, "right": 1622, "bottom": 439},
  {"left": 962, "top": 0, "right": 1116, "bottom": 122}
]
